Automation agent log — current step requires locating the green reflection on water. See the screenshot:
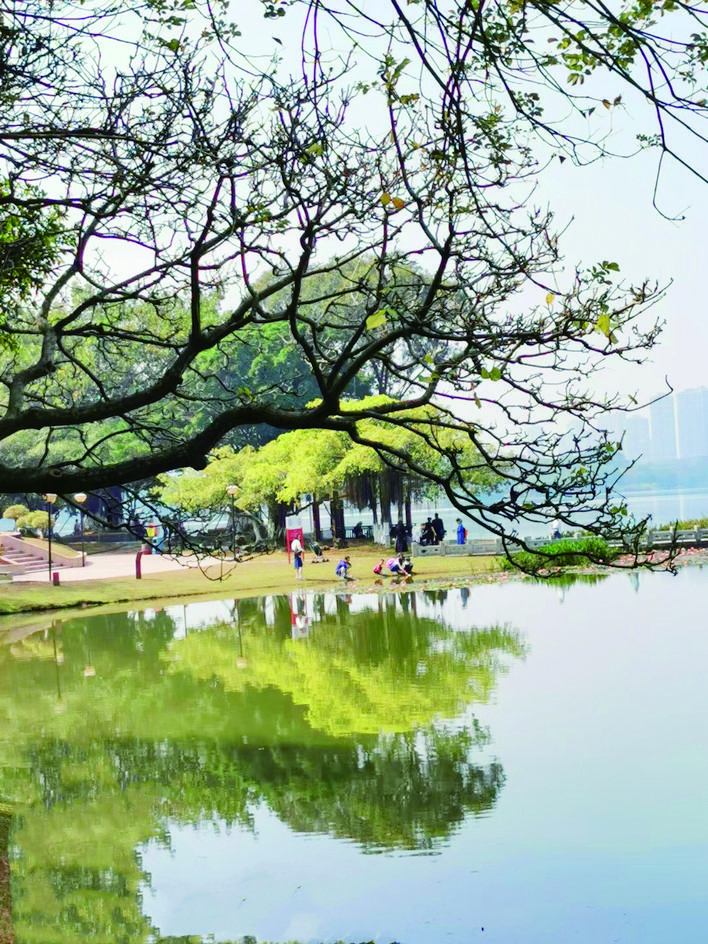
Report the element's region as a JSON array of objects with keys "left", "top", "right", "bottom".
[{"left": 0, "top": 590, "right": 525, "bottom": 944}]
